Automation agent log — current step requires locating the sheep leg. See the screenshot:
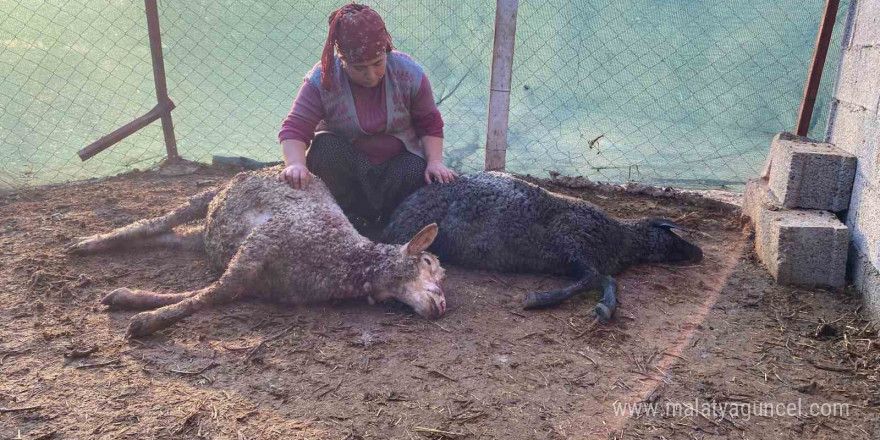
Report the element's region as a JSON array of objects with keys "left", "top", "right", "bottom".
[
  {"left": 522, "top": 268, "right": 601, "bottom": 309},
  {"left": 102, "top": 288, "right": 199, "bottom": 310},
  {"left": 133, "top": 227, "right": 205, "bottom": 251},
  {"left": 66, "top": 188, "right": 219, "bottom": 254},
  {"left": 94, "top": 228, "right": 206, "bottom": 257},
  {"left": 589, "top": 275, "right": 617, "bottom": 324},
  {"left": 522, "top": 270, "right": 617, "bottom": 323},
  {"left": 92, "top": 228, "right": 206, "bottom": 310},
  {"left": 123, "top": 230, "right": 271, "bottom": 338}
]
